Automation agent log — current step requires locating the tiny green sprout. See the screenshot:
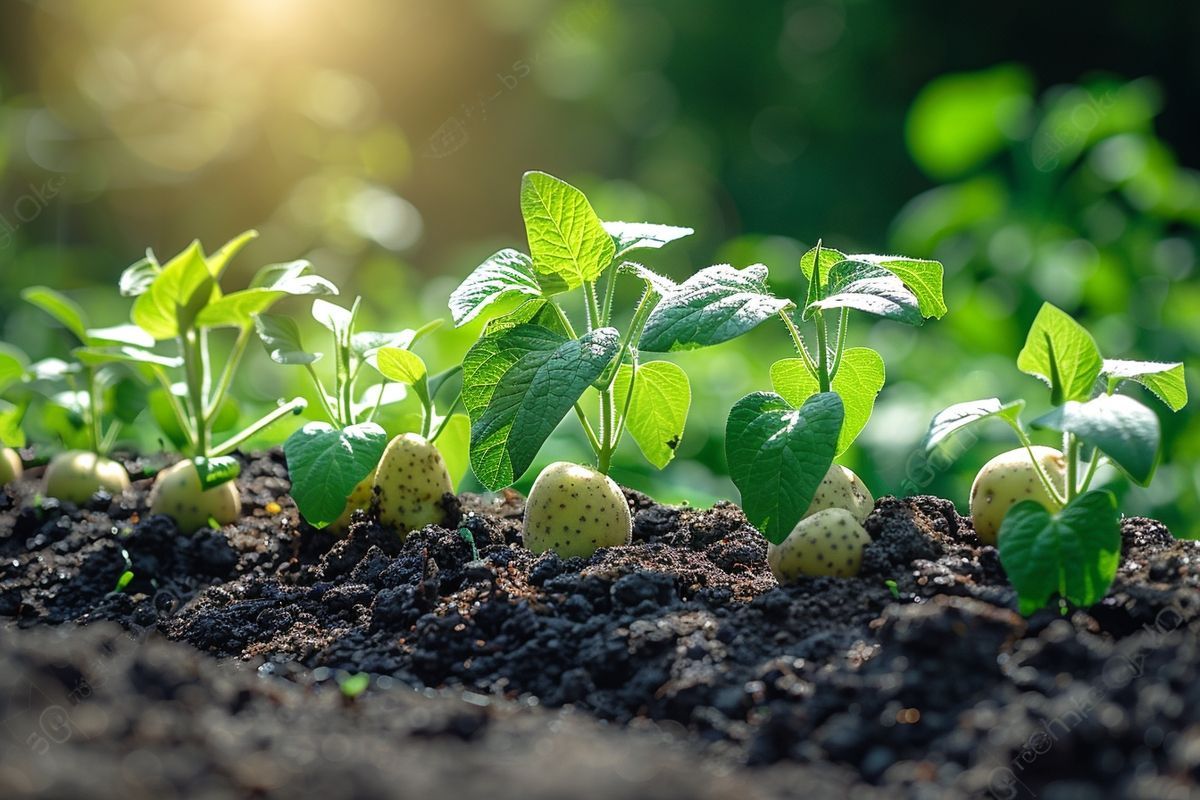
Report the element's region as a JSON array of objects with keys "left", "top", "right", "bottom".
[
  {"left": 458, "top": 527, "right": 480, "bottom": 561},
  {"left": 263, "top": 296, "right": 467, "bottom": 535},
  {"left": 885, "top": 579, "right": 900, "bottom": 600},
  {"left": 114, "top": 570, "right": 135, "bottom": 593},
  {"left": 339, "top": 672, "right": 370, "bottom": 699},
  {"left": 18, "top": 288, "right": 145, "bottom": 502},
  {"left": 677, "top": 240, "right": 946, "bottom": 548},
  {"left": 452, "top": 171, "right": 765, "bottom": 558},
  {"left": 921, "top": 301, "right": 1188, "bottom": 614},
  {"left": 86, "top": 232, "right": 336, "bottom": 531}
]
